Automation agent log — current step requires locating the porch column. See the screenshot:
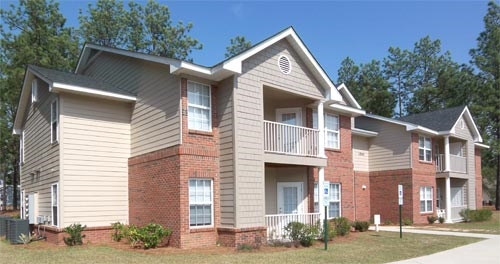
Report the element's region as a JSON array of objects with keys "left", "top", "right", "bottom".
[
  {"left": 445, "top": 176, "right": 452, "bottom": 223},
  {"left": 318, "top": 166, "right": 326, "bottom": 220},
  {"left": 444, "top": 136, "right": 451, "bottom": 172},
  {"left": 317, "top": 101, "right": 326, "bottom": 158}
]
